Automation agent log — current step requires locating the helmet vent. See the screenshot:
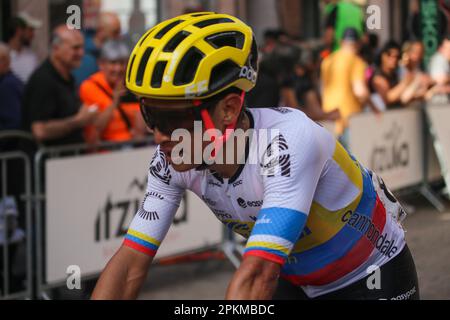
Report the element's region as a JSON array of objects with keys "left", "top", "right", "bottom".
[
  {"left": 194, "top": 18, "right": 233, "bottom": 28},
  {"left": 154, "top": 20, "right": 184, "bottom": 39},
  {"left": 163, "top": 31, "right": 191, "bottom": 52},
  {"left": 190, "top": 13, "right": 212, "bottom": 17},
  {"left": 127, "top": 54, "right": 136, "bottom": 83},
  {"left": 138, "top": 27, "right": 155, "bottom": 47},
  {"left": 174, "top": 47, "right": 205, "bottom": 86},
  {"left": 135, "top": 47, "right": 153, "bottom": 86},
  {"left": 209, "top": 59, "right": 241, "bottom": 92},
  {"left": 205, "top": 31, "right": 245, "bottom": 49},
  {"left": 151, "top": 61, "right": 167, "bottom": 88}
]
